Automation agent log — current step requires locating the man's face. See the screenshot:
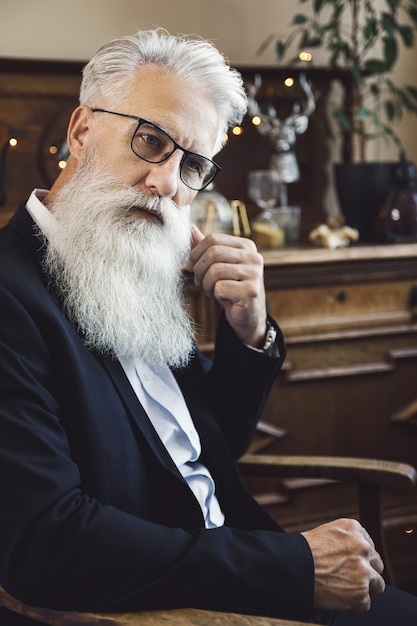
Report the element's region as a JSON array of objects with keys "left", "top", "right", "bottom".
[{"left": 70, "top": 65, "right": 220, "bottom": 212}]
